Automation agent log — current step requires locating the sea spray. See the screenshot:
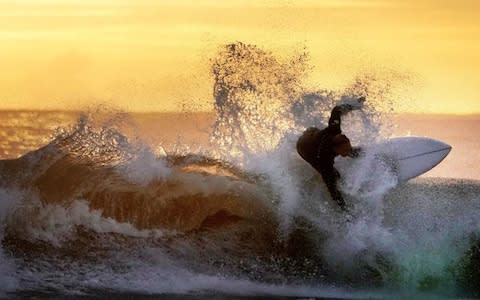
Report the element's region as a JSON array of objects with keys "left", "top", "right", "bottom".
[
  {"left": 211, "top": 42, "right": 307, "bottom": 162},
  {"left": 1, "top": 42, "right": 478, "bottom": 298},
  {"left": 383, "top": 179, "right": 480, "bottom": 295},
  {"left": 209, "top": 43, "right": 400, "bottom": 235},
  {"left": 208, "top": 44, "right": 403, "bottom": 287},
  {"left": 117, "top": 147, "right": 171, "bottom": 186},
  {"left": 208, "top": 43, "right": 480, "bottom": 296}
]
